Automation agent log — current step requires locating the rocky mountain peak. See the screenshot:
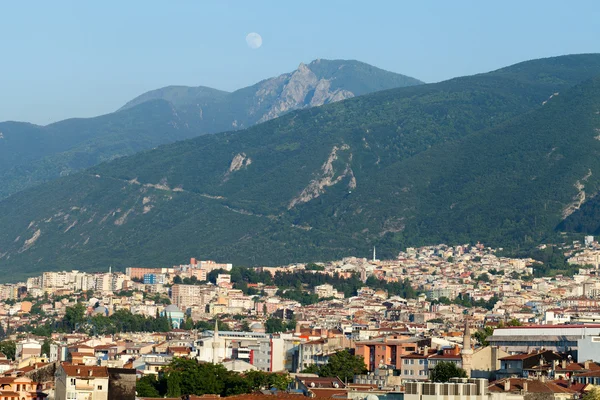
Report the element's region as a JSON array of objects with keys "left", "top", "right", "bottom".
[{"left": 297, "top": 62, "right": 310, "bottom": 73}]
